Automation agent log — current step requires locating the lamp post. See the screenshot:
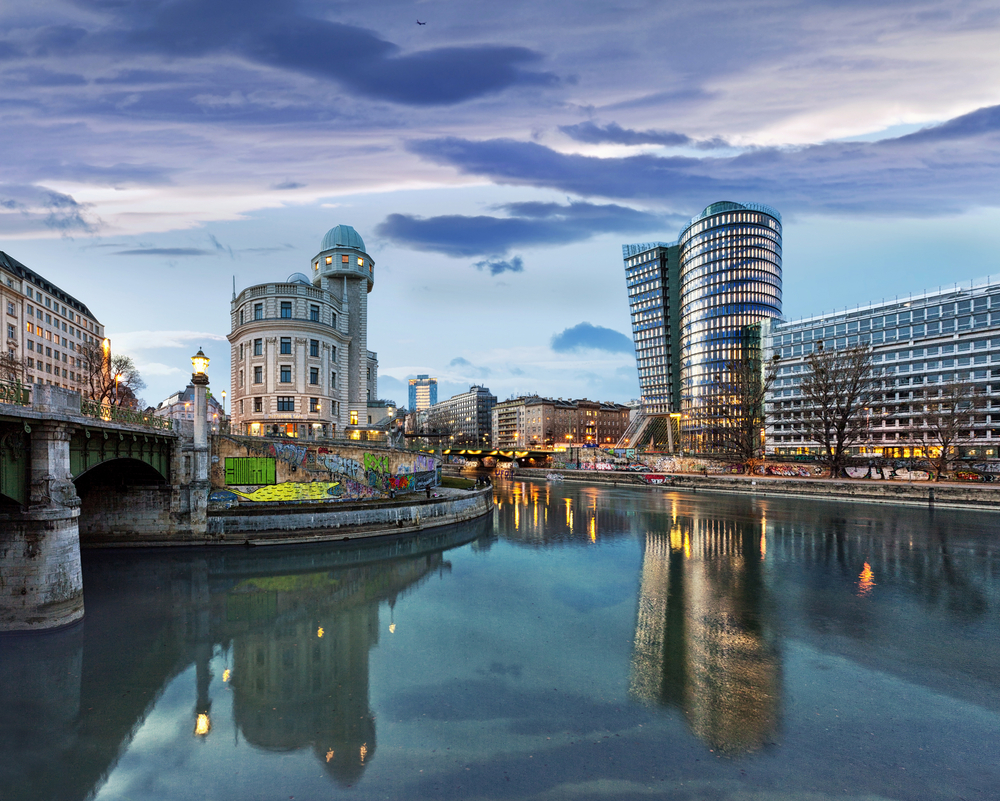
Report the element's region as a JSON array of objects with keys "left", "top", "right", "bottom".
[{"left": 191, "top": 347, "right": 210, "bottom": 480}]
